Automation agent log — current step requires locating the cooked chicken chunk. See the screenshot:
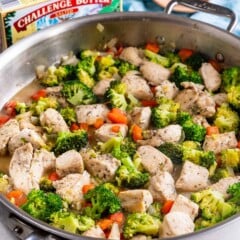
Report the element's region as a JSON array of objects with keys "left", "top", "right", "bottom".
[
  {"left": 192, "top": 114, "right": 210, "bottom": 128},
  {"left": 17, "top": 112, "right": 42, "bottom": 133},
  {"left": 76, "top": 104, "right": 109, "bottom": 125},
  {"left": 40, "top": 108, "right": 69, "bottom": 133},
  {"left": 122, "top": 71, "right": 153, "bottom": 100},
  {"left": 45, "top": 86, "right": 66, "bottom": 107},
  {"left": 82, "top": 226, "right": 105, "bottom": 238},
  {"left": 161, "top": 212, "right": 194, "bottom": 238},
  {"left": 30, "top": 148, "right": 56, "bottom": 186},
  {"left": 137, "top": 145, "right": 173, "bottom": 175},
  {"left": 203, "top": 131, "right": 238, "bottom": 154},
  {"left": 119, "top": 47, "right": 143, "bottom": 66},
  {"left": 148, "top": 171, "right": 177, "bottom": 203},
  {"left": 176, "top": 161, "right": 209, "bottom": 192},
  {"left": 130, "top": 107, "right": 151, "bottom": 130},
  {"left": 95, "top": 123, "right": 128, "bottom": 142},
  {"left": 81, "top": 150, "right": 120, "bottom": 182},
  {"left": 155, "top": 80, "right": 179, "bottom": 99},
  {"left": 93, "top": 79, "right": 114, "bottom": 96},
  {"left": 56, "top": 150, "right": 84, "bottom": 177},
  {"left": 108, "top": 223, "right": 120, "bottom": 240},
  {"left": 130, "top": 235, "right": 149, "bottom": 240},
  {"left": 9, "top": 143, "right": 37, "bottom": 194},
  {"left": 210, "top": 176, "right": 240, "bottom": 198},
  {"left": 0, "top": 119, "right": 20, "bottom": 156},
  {"left": 170, "top": 194, "right": 199, "bottom": 220},
  {"left": 199, "top": 63, "right": 221, "bottom": 92},
  {"left": 8, "top": 128, "right": 45, "bottom": 155},
  {"left": 119, "top": 190, "right": 153, "bottom": 213},
  {"left": 213, "top": 93, "right": 227, "bottom": 106},
  {"left": 140, "top": 61, "right": 171, "bottom": 86},
  {"left": 53, "top": 172, "right": 91, "bottom": 210}
]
